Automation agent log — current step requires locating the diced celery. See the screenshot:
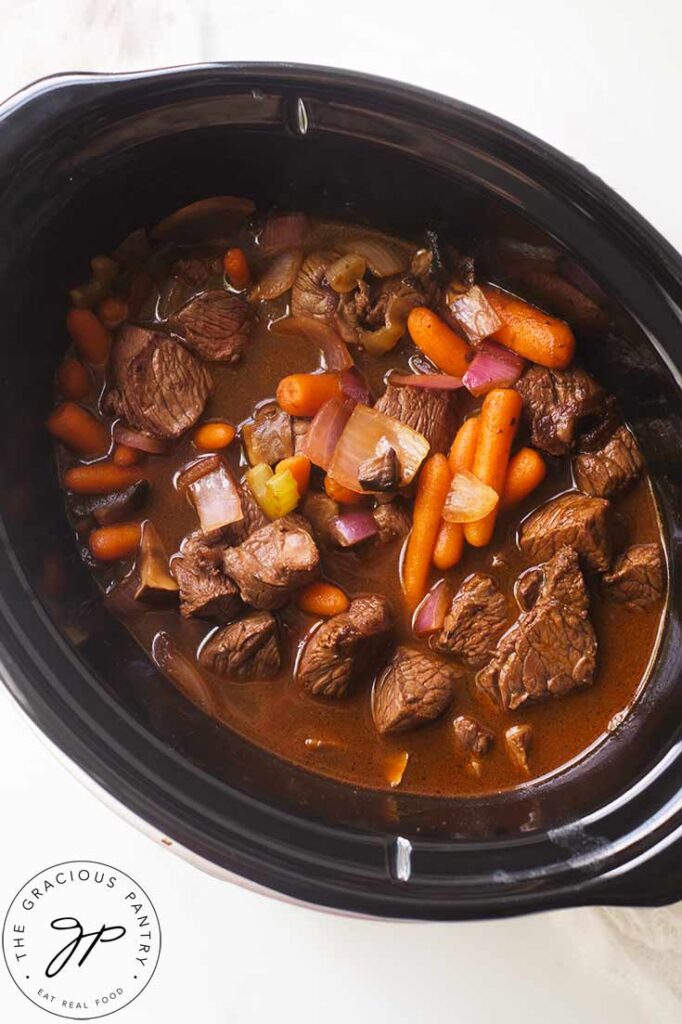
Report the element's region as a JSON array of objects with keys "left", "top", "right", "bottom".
[
  {"left": 263, "top": 469, "right": 299, "bottom": 518},
  {"left": 245, "top": 463, "right": 274, "bottom": 515}
]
